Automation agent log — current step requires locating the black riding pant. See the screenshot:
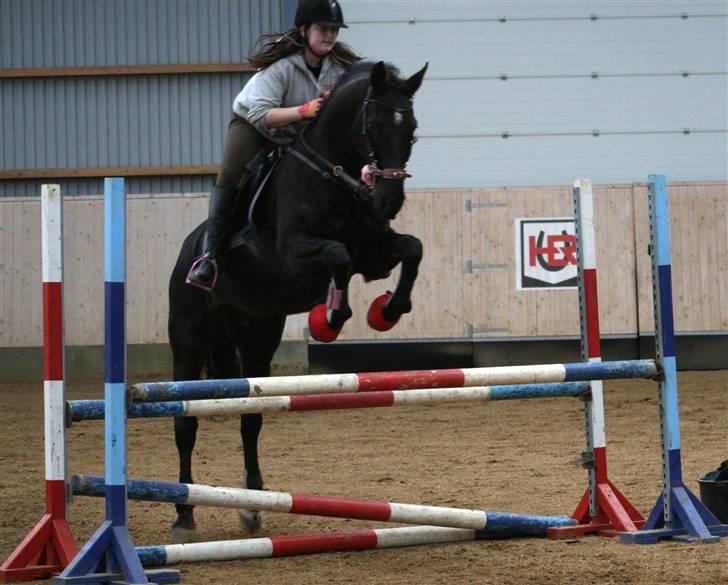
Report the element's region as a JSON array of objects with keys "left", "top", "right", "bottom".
[{"left": 215, "top": 114, "right": 275, "bottom": 189}]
